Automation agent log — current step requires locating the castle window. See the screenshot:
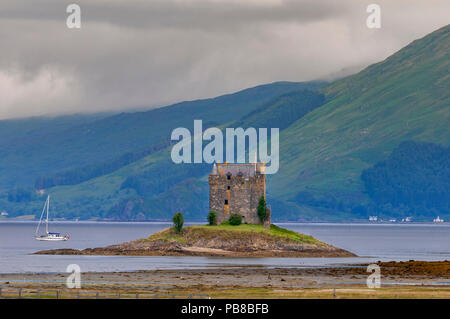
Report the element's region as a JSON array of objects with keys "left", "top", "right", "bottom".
[
  {"left": 227, "top": 186, "right": 231, "bottom": 190},
  {"left": 224, "top": 199, "right": 228, "bottom": 205},
  {"left": 227, "top": 174, "right": 231, "bottom": 180}
]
